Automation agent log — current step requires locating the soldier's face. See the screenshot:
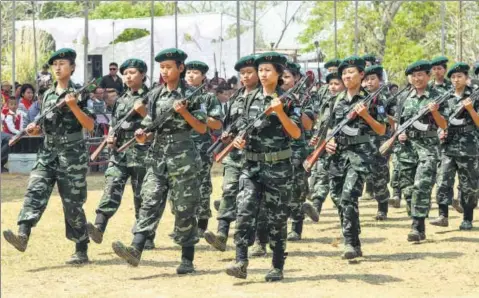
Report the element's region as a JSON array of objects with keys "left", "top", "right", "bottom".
[
  {"left": 432, "top": 65, "right": 446, "bottom": 80},
  {"left": 451, "top": 72, "right": 467, "bottom": 90},
  {"left": 239, "top": 67, "right": 258, "bottom": 89},
  {"left": 411, "top": 71, "right": 430, "bottom": 89},
  {"left": 328, "top": 79, "right": 345, "bottom": 96},
  {"left": 123, "top": 68, "right": 144, "bottom": 90},
  {"left": 327, "top": 66, "right": 338, "bottom": 73},
  {"left": 185, "top": 69, "right": 204, "bottom": 87},
  {"left": 258, "top": 63, "right": 280, "bottom": 88},
  {"left": 160, "top": 60, "right": 183, "bottom": 83},
  {"left": 365, "top": 74, "right": 381, "bottom": 92},
  {"left": 341, "top": 67, "right": 364, "bottom": 90},
  {"left": 281, "top": 70, "right": 295, "bottom": 91},
  {"left": 52, "top": 59, "right": 74, "bottom": 80}
]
